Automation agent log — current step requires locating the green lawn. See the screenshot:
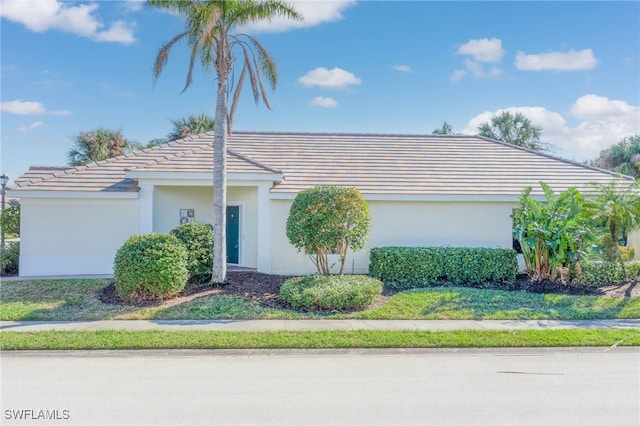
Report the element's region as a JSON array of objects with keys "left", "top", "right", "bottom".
[
  {"left": 1, "top": 278, "right": 639, "bottom": 321},
  {"left": 2, "top": 329, "right": 639, "bottom": 350}
]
